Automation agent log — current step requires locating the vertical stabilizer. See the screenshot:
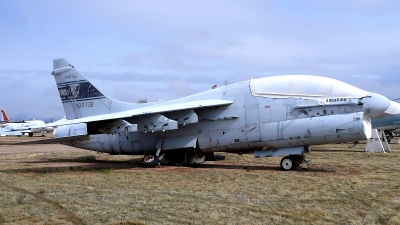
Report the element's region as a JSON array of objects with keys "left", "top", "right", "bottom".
[
  {"left": 52, "top": 58, "right": 136, "bottom": 119},
  {"left": 1, "top": 110, "right": 10, "bottom": 122}
]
